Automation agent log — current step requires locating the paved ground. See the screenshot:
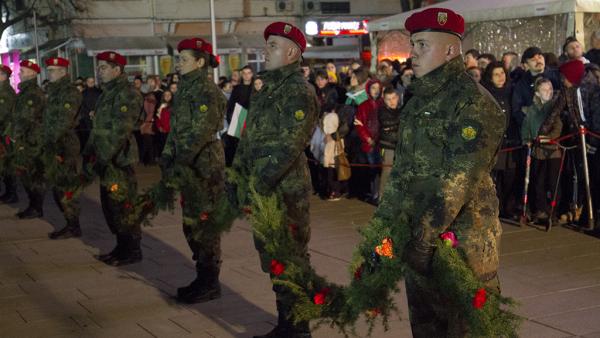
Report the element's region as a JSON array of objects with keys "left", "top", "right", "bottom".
[{"left": 2, "top": 165, "right": 600, "bottom": 337}]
